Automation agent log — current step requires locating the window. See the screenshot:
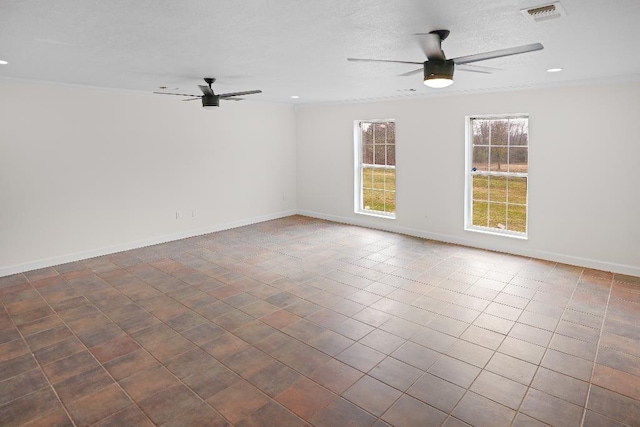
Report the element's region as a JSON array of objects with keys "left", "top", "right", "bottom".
[
  {"left": 355, "top": 120, "right": 396, "bottom": 218},
  {"left": 465, "top": 115, "right": 529, "bottom": 237}
]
